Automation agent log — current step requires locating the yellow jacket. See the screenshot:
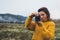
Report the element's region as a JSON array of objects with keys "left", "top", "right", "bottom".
[{"left": 25, "top": 16, "right": 55, "bottom": 40}]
